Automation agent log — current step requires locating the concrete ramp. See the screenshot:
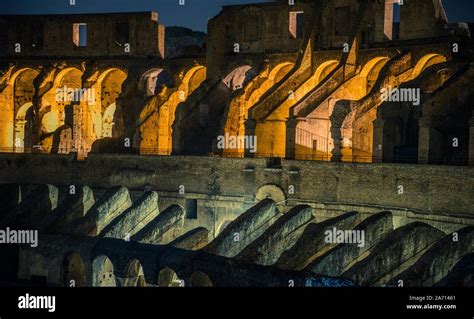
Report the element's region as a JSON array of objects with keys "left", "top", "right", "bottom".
[
  {"left": 305, "top": 211, "right": 393, "bottom": 277},
  {"left": 41, "top": 186, "right": 95, "bottom": 233},
  {"left": 72, "top": 186, "right": 132, "bottom": 236},
  {"left": 169, "top": 227, "right": 209, "bottom": 250},
  {"left": 343, "top": 222, "right": 445, "bottom": 286},
  {"left": 237, "top": 205, "right": 314, "bottom": 265},
  {"left": 203, "top": 199, "right": 278, "bottom": 258},
  {"left": 275, "top": 211, "right": 360, "bottom": 270},
  {"left": 131, "top": 204, "right": 185, "bottom": 244},
  {"left": 99, "top": 191, "right": 160, "bottom": 239},
  {"left": 390, "top": 226, "right": 474, "bottom": 287}
]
